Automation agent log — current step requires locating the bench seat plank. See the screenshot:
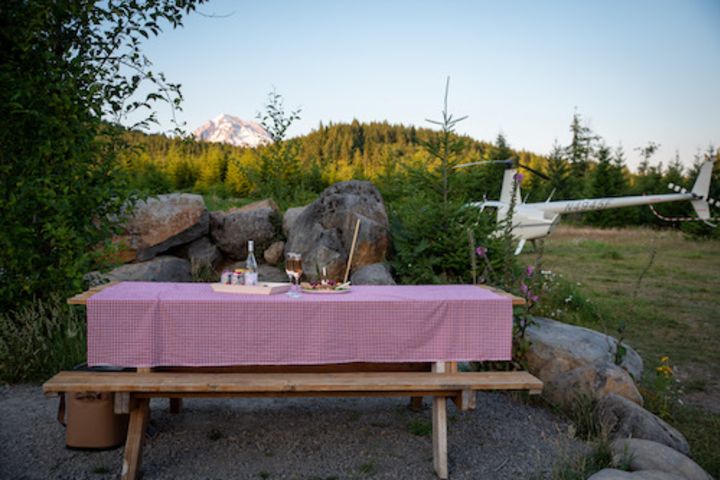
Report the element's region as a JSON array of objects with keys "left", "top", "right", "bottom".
[{"left": 44, "top": 371, "right": 542, "bottom": 395}]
